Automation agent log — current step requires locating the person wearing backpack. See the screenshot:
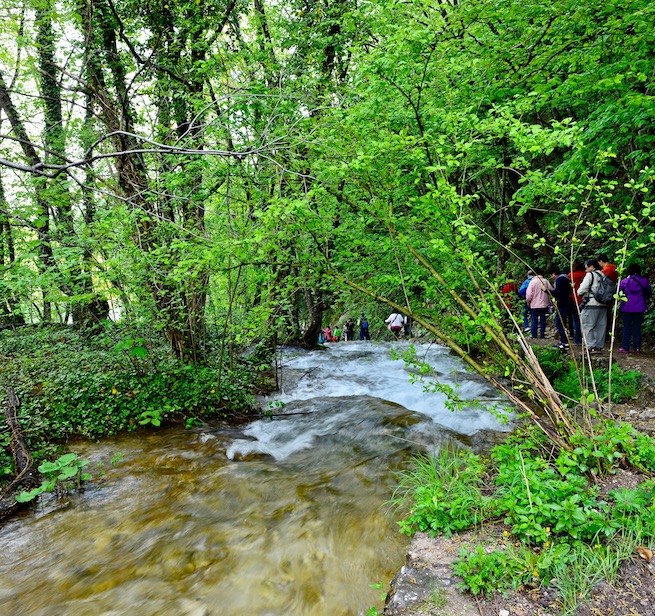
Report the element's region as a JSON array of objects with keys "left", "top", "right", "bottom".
[
  {"left": 577, "top": 259, "right": 610, "bottom": 353},
  {"left": 358, "top": 314, "right": 371, "bottom": 340},
  {"left": 618, "top": 263, "right": 652, "bottom": 354},
  {"left": 598, "top": 253, "right": 619, "bottom": 340},
  {"left": 385, "top": 312, "right": 405, "bottom": 339}
]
